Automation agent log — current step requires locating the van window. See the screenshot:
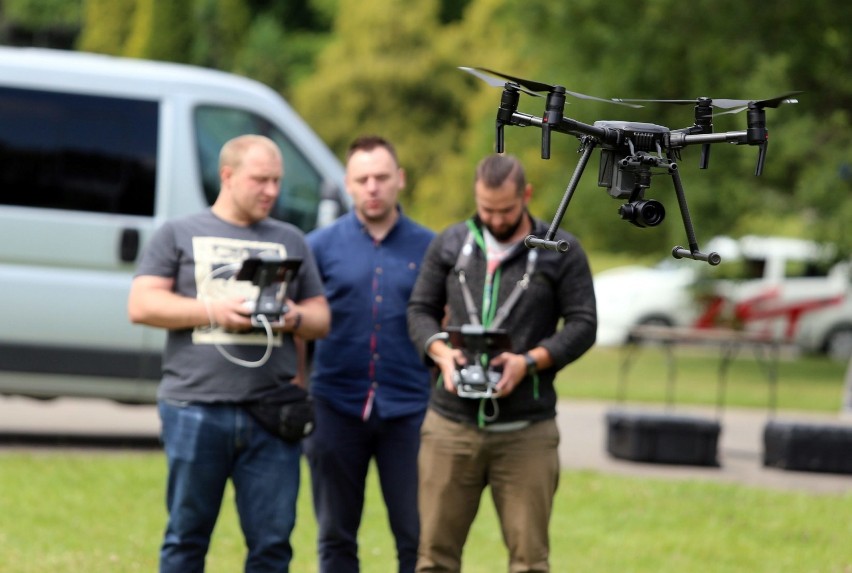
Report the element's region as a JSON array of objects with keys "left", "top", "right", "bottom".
[
  {"left": 0, "top": 86, "right": 158, "bottom": 216},
  {"left": 194, "top": 106, "right": 324, "bottom": 232}
]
